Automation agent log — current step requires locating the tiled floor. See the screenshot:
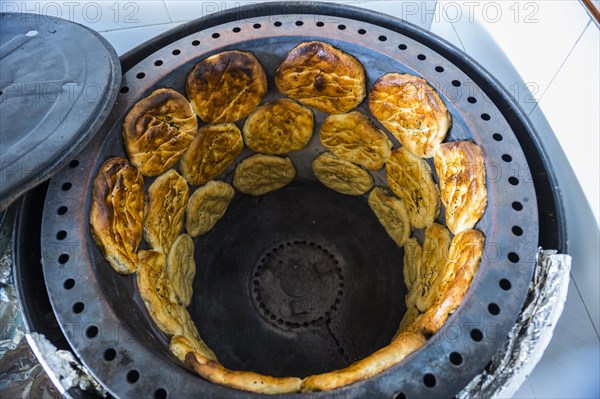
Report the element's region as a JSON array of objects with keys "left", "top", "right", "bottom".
[{"left": 1, "top": 0, "right": 598, "bottom": 398}]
